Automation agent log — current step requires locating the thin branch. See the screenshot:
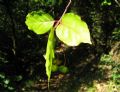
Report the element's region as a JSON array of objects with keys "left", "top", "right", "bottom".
[
  {"left": 115, "top": 0, "right": 120, "bottom": 7},
  {"left": 54, "top": 0, "right": 71, "bottom": 28}
]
